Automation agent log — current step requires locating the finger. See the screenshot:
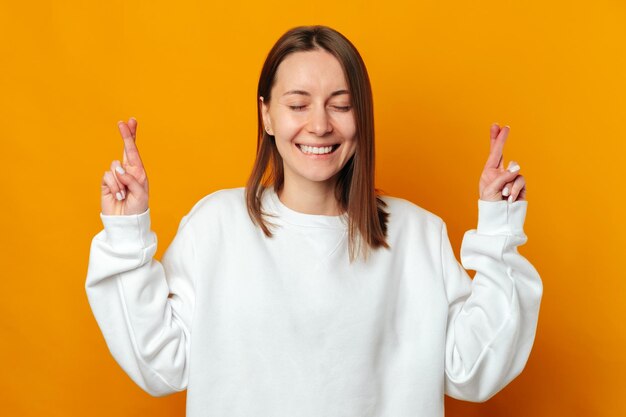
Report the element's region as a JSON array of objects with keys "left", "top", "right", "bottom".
[
  {"left": 501, "top": 181, "right": 514, "bottom": 199},
  {"left": 485, "top": 124, "right": 510, "bottom": 169},
  {"left": 118, "top": 120, "right": 143, "bottom": 168},
  {"left": 490, "top": 123, "right": 500, "bottom": 141},
  {"left": 124, "top": 117, "right": 137, "bottom": 165},
  {"left": 508, "top": 174, "right": 526, "bottom": 202},
  {"left": 499, "top": 160, "right": 522, "bottom": 199},
  {"left": 490, "top": 123, "right": 504, "bottom": 169},
  {"left": 506, "top": 160, "right": 520, "bottom": 173},
  {"left": 489, "top": 124, "right": 502, "bottom": 168},
  {"left": 483, "top": 166, "right": 521, "bottom": 197},
  {"left": 102, "top": 171, "right": 124, "bottom": 201},
  {"left": 115, "top": 163, "right": 147, "bottom": 197},
  {"left": 119, "top": 121, "right": 129, "bottom": 166},
  {"left": 111, "top": 160, "right": 127, "bottom": 199},
  {"left": 128, "top": 117, "right": 137, "bottom": 139},
  {"left": 518, "top": 185, "right": 527, "bottom": 200}
]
